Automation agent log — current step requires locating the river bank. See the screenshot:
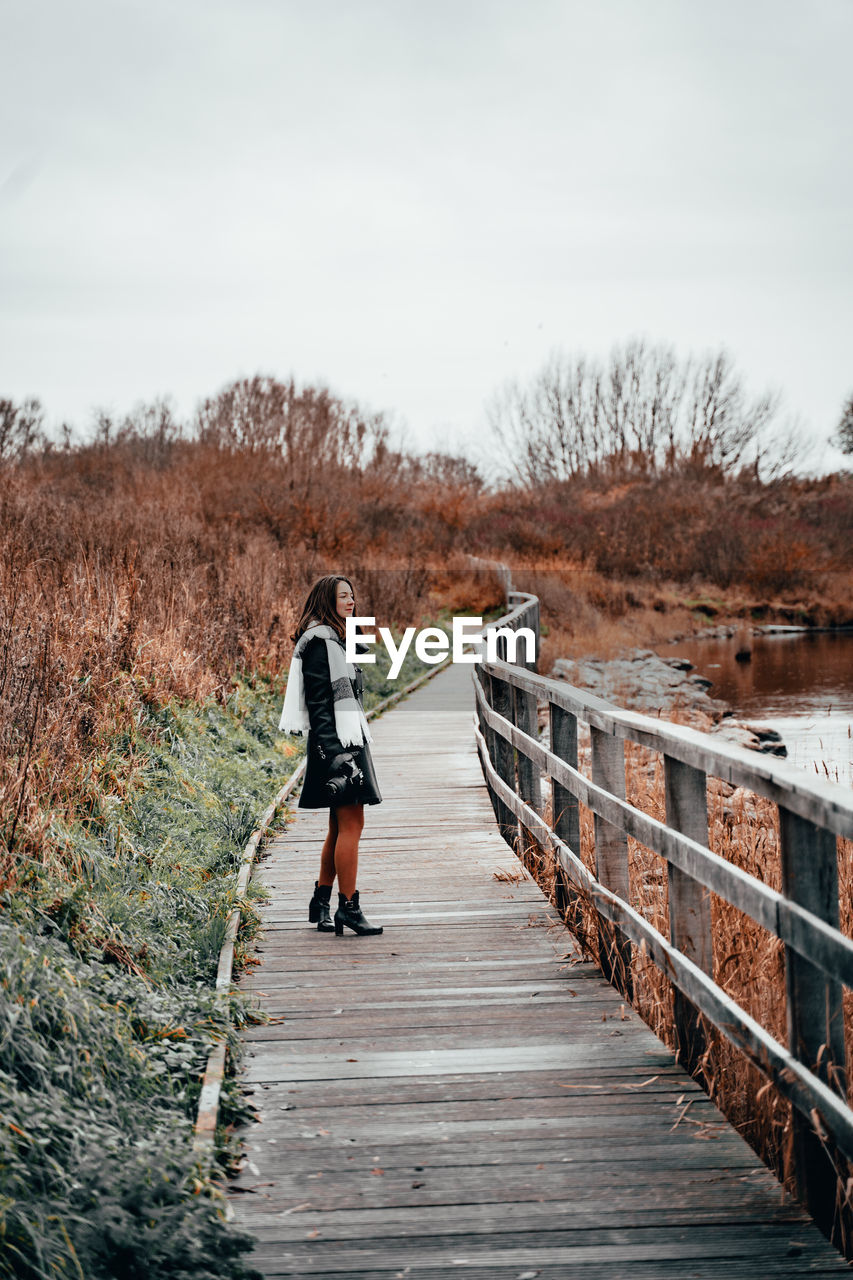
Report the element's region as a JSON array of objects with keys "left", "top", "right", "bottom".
[
  {"left": 549, "top": 648, "right": 789, "bottom": 757},
  {"left": 549, "top": 622, "right": 853, "bottom": 779},
  {"left": 663, "top": 625, "right": 853, "bottom": 784}
]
